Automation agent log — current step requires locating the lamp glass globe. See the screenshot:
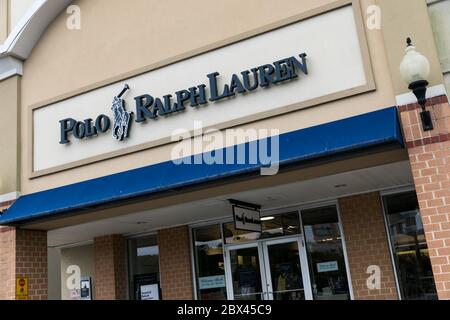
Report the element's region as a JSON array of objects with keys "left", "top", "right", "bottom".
[{"left": 400, "top": 45, "right": 430, "bottom": 85}]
